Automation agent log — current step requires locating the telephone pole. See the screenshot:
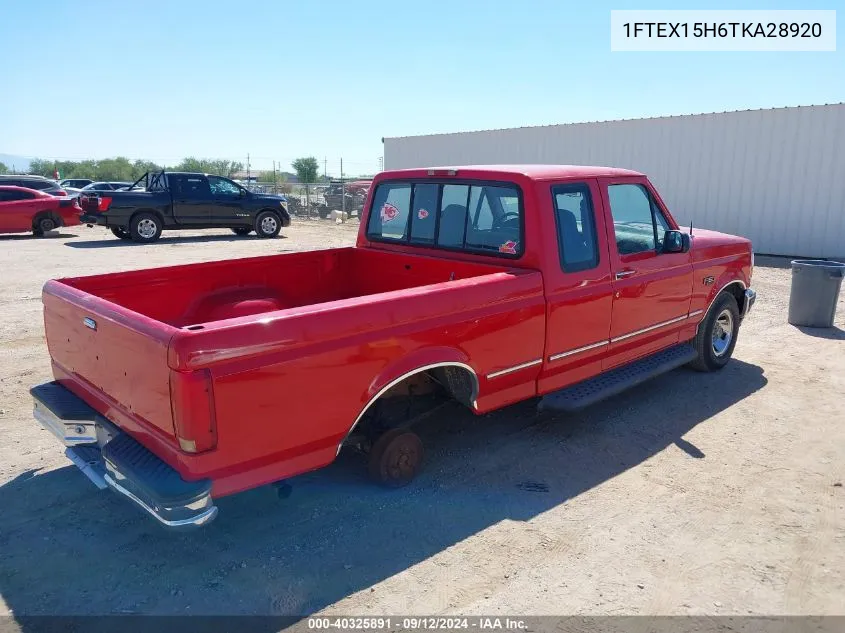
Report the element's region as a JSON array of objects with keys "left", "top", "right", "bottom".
[
  {"left": 323, "top": 157, "right": 327, "bottom": 179},
  {"left": 246, "top": 153, "right": 250, "bottom": 185},
  {"left": 340, "top": 157, "right": 346, "bottom": 222}
]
